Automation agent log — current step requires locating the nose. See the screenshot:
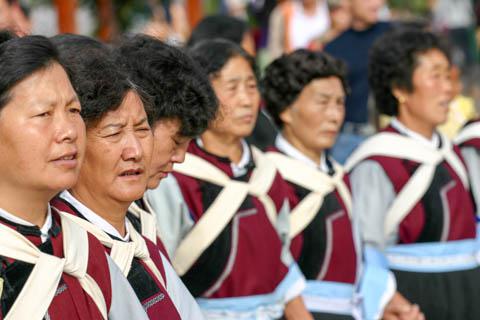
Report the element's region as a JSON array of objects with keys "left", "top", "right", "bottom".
[
  {"left": 55, "top": 110, "right": 80, "bottom": 144},
  {"left": 172, "top": 140, "right": 190, "bottom": 164},
  {"left": 238, "top": 85, "right": 254, "bottom": 108},
  {"left": 443, "top": 75, "right": 454, "bottom": 98},
  {"left": 326, "top": 101, "right": 345, "bottom": 124},
  {"left": 122, "top": 132, "right": 143, "bottom": 162}
]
